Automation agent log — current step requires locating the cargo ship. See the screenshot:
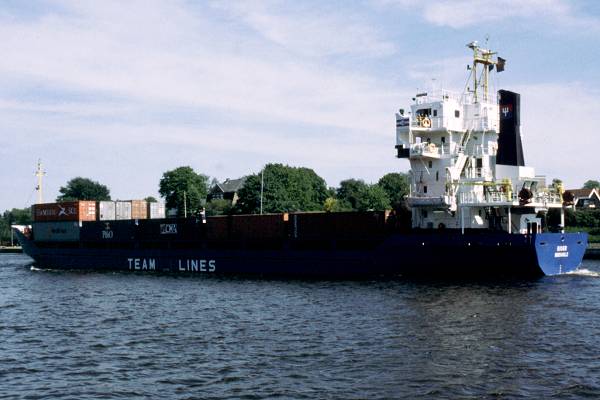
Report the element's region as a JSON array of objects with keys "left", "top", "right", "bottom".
[{"left": 13, "top": 42, "right": 587, "bottom": 278}]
